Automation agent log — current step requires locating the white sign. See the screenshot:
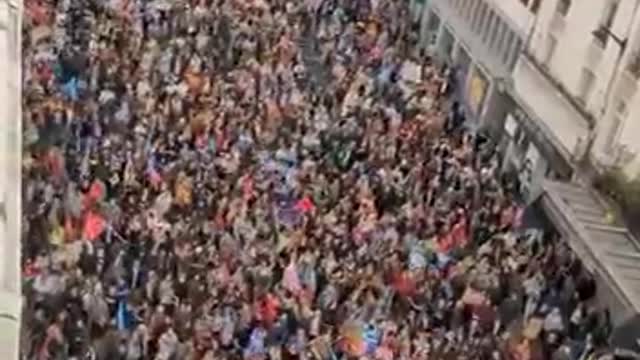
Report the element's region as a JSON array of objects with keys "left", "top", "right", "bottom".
[{"left": 505, "top": 114, "right": 518, "bottom": 137}]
